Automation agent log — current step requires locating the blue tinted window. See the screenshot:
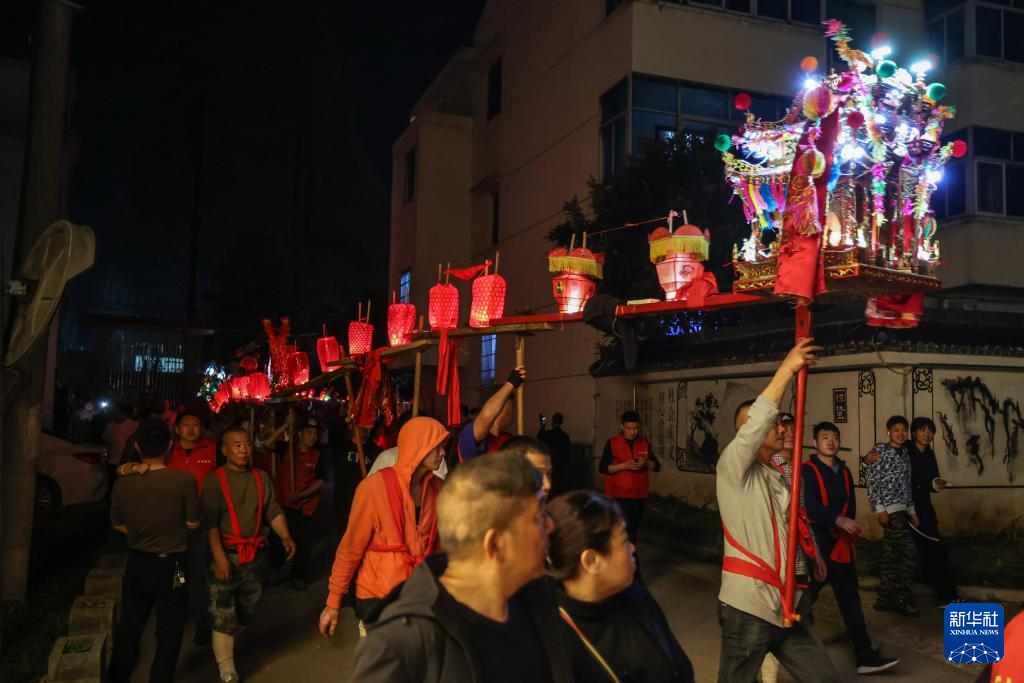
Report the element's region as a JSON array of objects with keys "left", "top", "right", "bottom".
[
  {"left": 1007, "top": 164, "right": 1024, "bottom": 216},
  {"left": 633, "top": 110, "right": 678, "bottom": 155},
  {"left": 481, "top": 335, "right": 496, "bottom": 385},
  {"left": 681, "top": 85, "right": 728, "bottom": 120},
  {"left": 1005, "top": 11, "right": 1024, "bottom": 62},
  {"left": 399, "top": 269, "right": 411, "bottom": 303},
  {"left": 977, "top": 161, "right": 1005, "bottom": 213},
  {"left": 633, "top": 77, "right": 677, "bottom": 112},
  {"left": 748, "top": 94, "right": 778, "bottom": 120},
  {"left": 601, "top": 79, "right": 628, "bottom": 123},
  {"left": 974, "top": 127, "right": 1012, "bottom": 159}
]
